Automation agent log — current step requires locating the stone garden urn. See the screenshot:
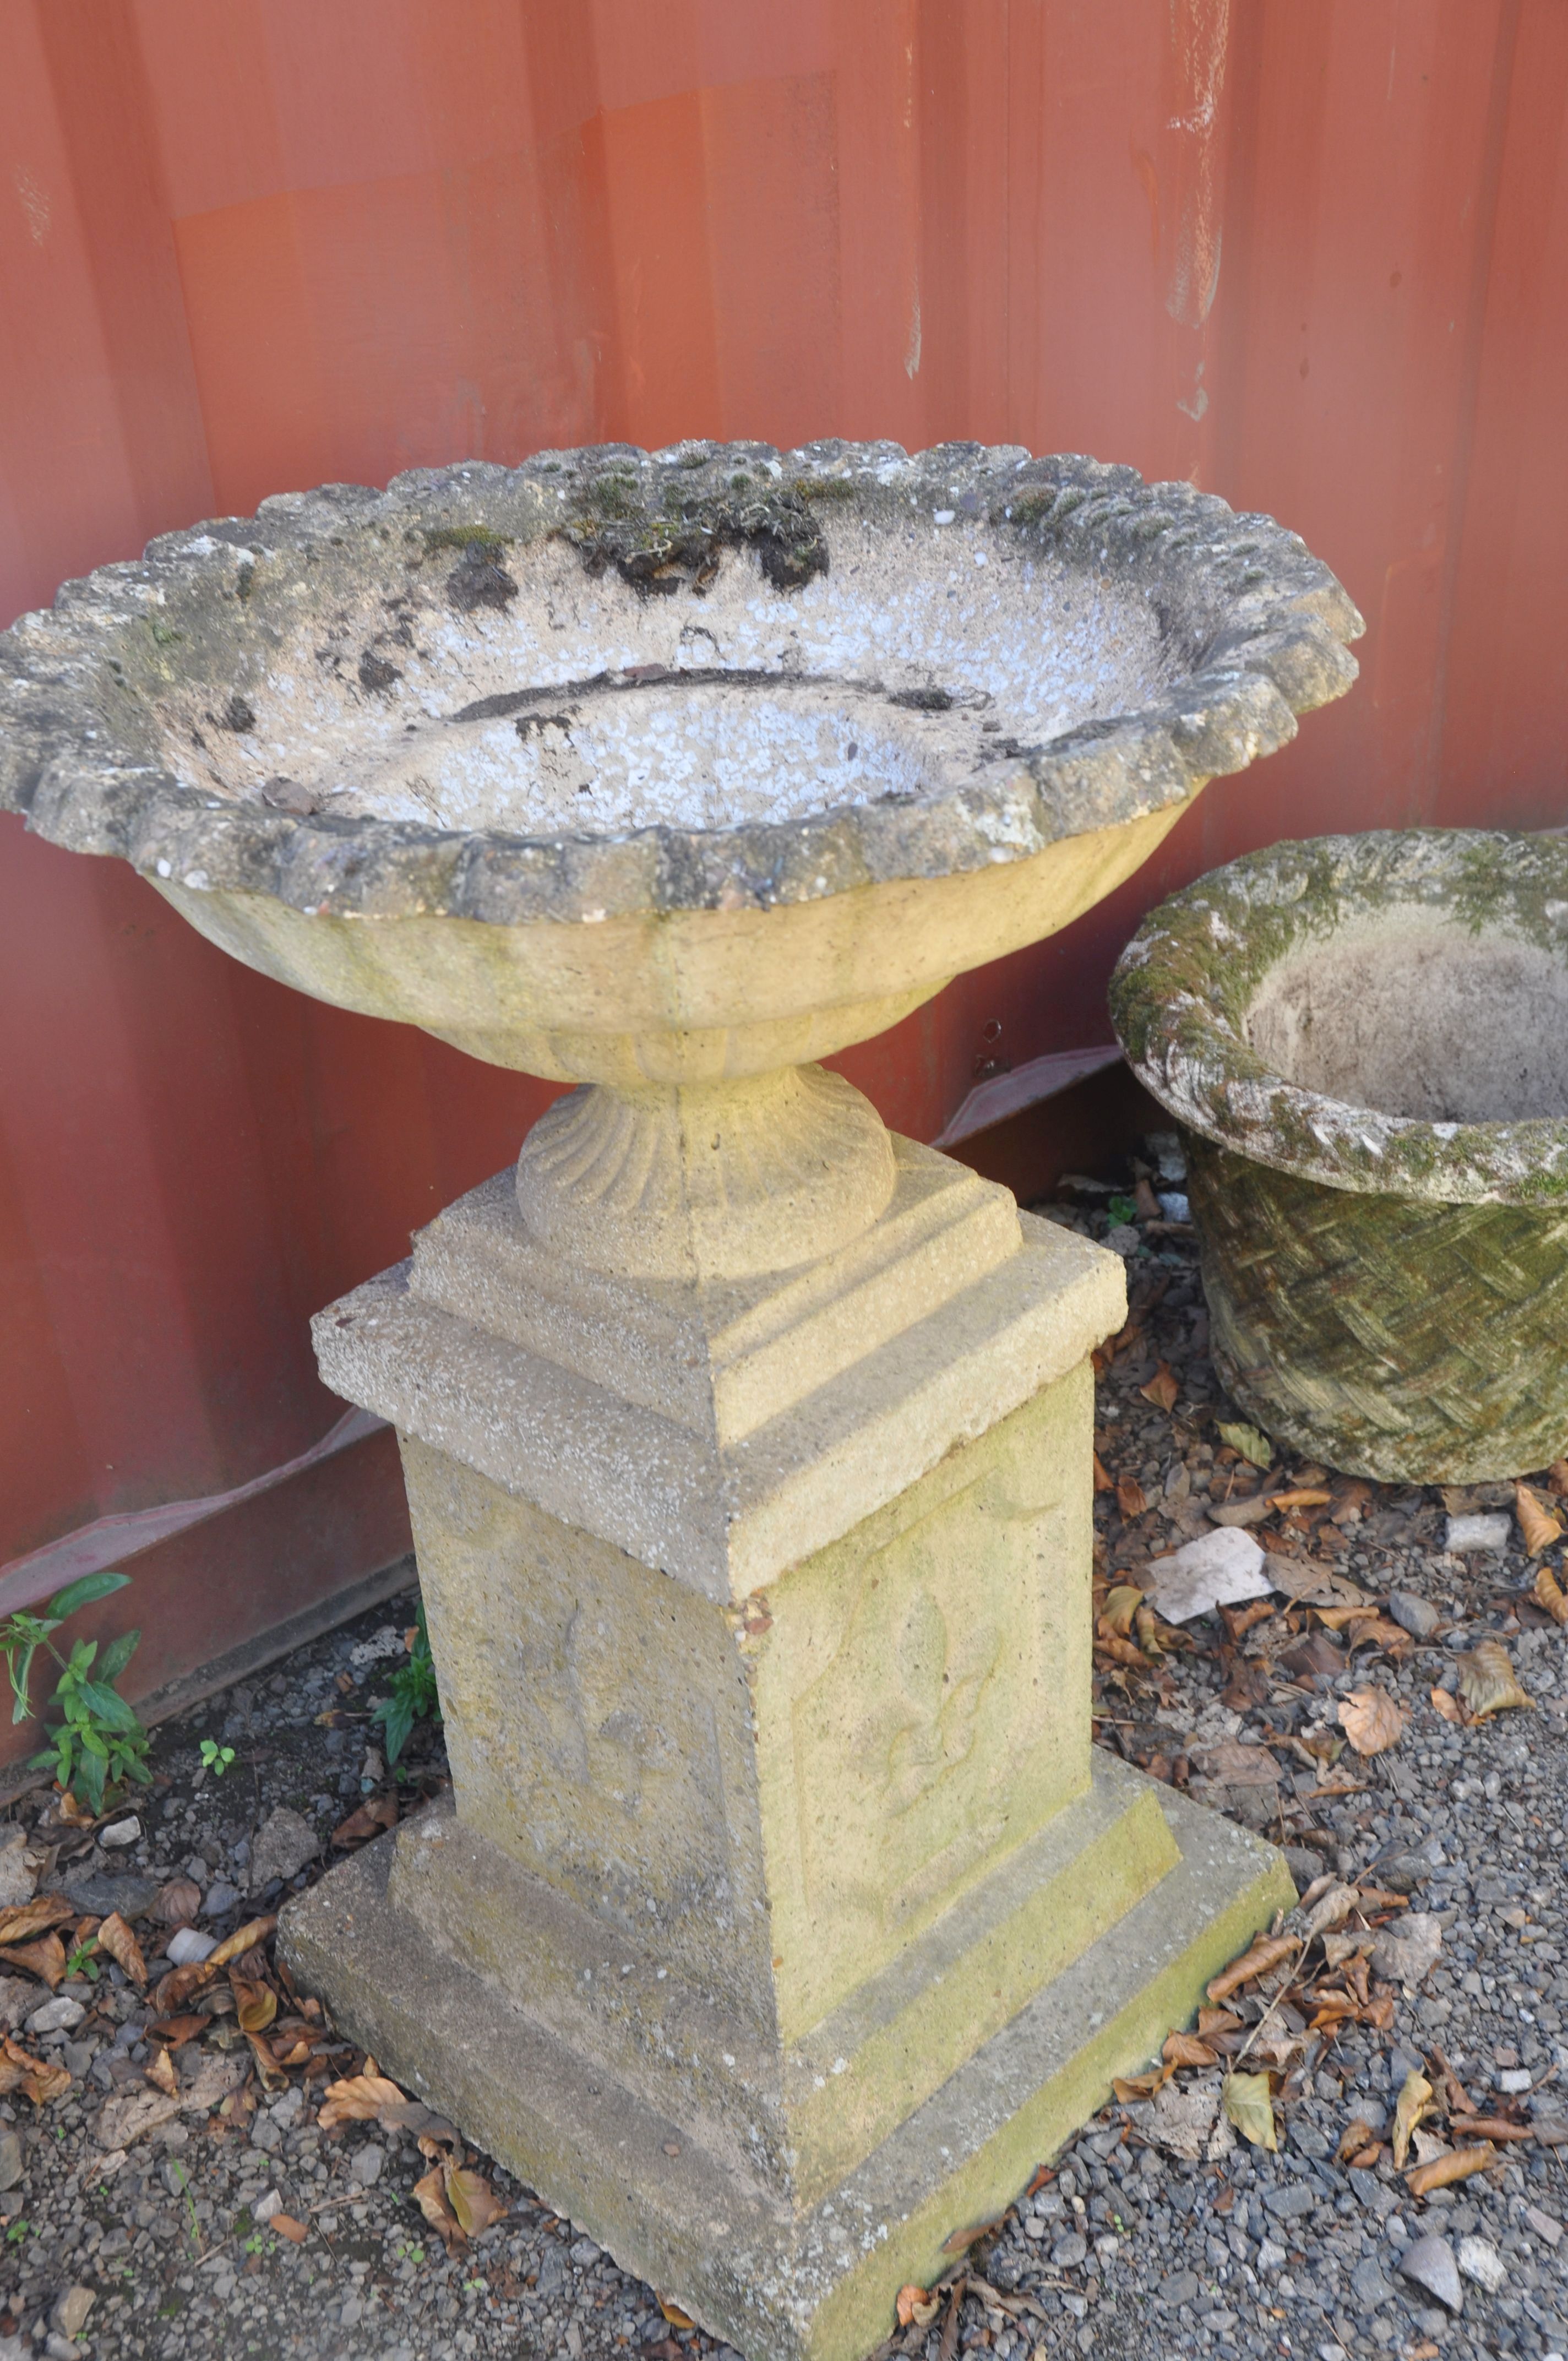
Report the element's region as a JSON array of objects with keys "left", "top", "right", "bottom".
[
  {"left": 1112, "top": 828, "right": 1568, "bottom": 1484},
  {"left": 0, "top": 440, "right": 1359, "bottom": 2360}
]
